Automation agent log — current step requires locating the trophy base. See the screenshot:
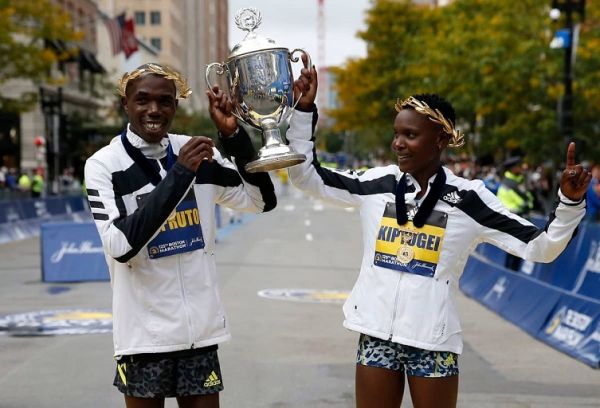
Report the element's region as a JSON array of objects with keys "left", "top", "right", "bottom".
[{"left": 245, "top": 148, "right": 306, "bottom": 173}]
